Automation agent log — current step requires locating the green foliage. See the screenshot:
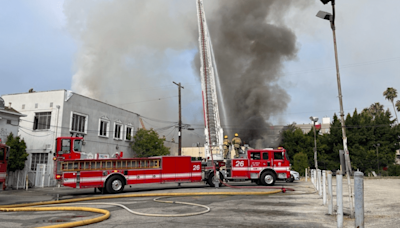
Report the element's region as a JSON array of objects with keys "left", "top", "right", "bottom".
[
  {"left": 279, "top": 102, "right": 400, "bottom": 175},
  {"left": 292, "top": 152, "right": 308, "bottom": 176},
  {"left": 131, "top": 129, "right": 170, "bottom": 157},
  {"left": 5, "top": 132, "right": 28, "bottom": 172},
  {"left": 388, "top": 164, "right": 400, "bottom": 176}
]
